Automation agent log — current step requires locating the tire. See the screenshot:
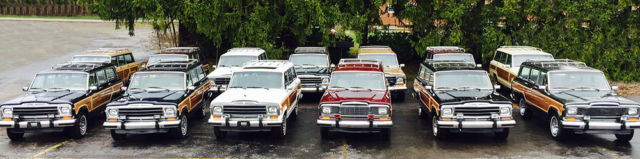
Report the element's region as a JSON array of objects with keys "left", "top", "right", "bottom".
[
  {"left": 320, "top": 127, "right": 329, "bottom": 139},
  {"left": 519, "top": 99, "right": 533, "bottom": 120},
  {"left": 110, "top": 130, "right": 126, "bottom": 141},
  {"left": 169, "top": 113, "right": 190, "bottom": 139},
  {"left": 213, "top": 127, "right": 226, "bottom": 139},
  {"left": 6, "top": 129, "right": 24, "bottom": 141},
  {"left": 432, "top": 114, "right": 448, "bottom": 139},
  {"left": 615, "top": 130, "right": 634, "bottom": 142},
  {"left": 494, "top": 128, "right": 510, "bottom": 140},
  {"left": 272, "top": 119, "right": 287, "bottom": 138},
  {"left": 195, "top": 101, "right": 208, "bottom": 120},
  {"left": 395, "top": 91, "right": 405, "bottom": 102},
  {"left": 549, "top": 113, "right": 571, "bottom": 140},
  {"left": 66, "top": 111, "right": 88, "bottom": 139}
]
